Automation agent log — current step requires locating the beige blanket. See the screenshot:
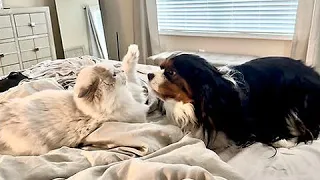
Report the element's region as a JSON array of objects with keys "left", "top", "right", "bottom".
[{"left": 0, "top": 62, "right": 244, "bottom": 180}]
